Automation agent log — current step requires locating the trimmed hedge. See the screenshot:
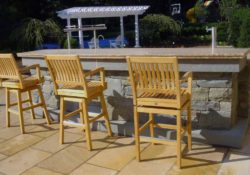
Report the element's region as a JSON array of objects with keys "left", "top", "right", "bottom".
[{"left": 140, "top": 14, "right": 181, "bottom": 46}]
